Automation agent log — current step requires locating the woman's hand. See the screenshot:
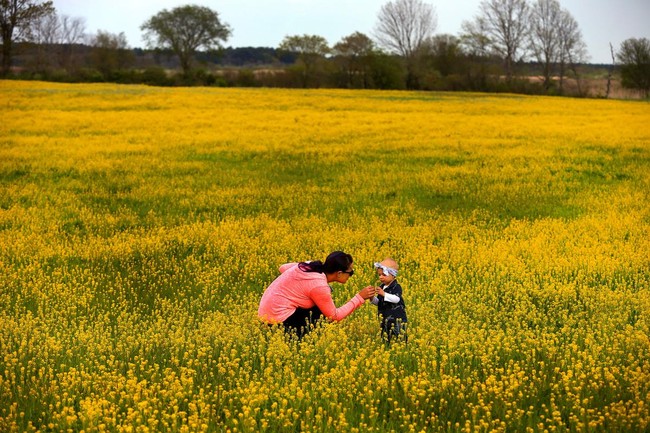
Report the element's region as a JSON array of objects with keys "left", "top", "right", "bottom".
[{"left": 359, "top": 285, "right": 378, "bottom": 300}]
